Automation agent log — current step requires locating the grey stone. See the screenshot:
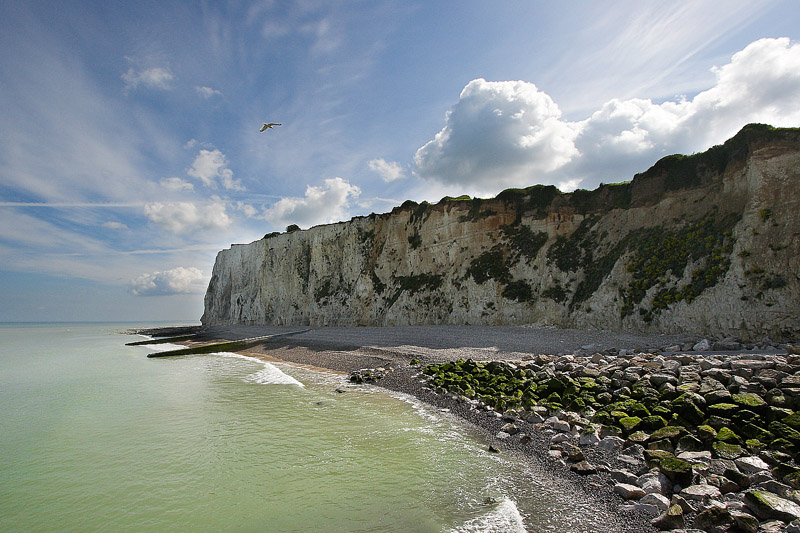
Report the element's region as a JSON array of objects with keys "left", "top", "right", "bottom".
[
  {"left": 598, "top": 436, "right": 625, "bottom": 452},
  {"left": 614, "top": 483, "right": 646, "bottom": 500},
  {"left": 734, "top": 455, "right": 770, "bottom": 474},
  {"left": 611, "top": 468, "right": 639, "bottom": 485},
  {"left": 693, "top": 339, "right": 712, "bottom": 351},
  {"left": 651, "top": 504, "right": 684, "bottom": 530},
  {"left": 729, "top": 510, "right": 758, "bottom": 533},
  {"left": 743, "top": 490, "right": 800, "bottom": 522},
  {"left": 681, "top": 483, "right": 722, "bottom": 502},
  {"left": 641, "top": 492, "right": 670, "bottom": 511}
]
